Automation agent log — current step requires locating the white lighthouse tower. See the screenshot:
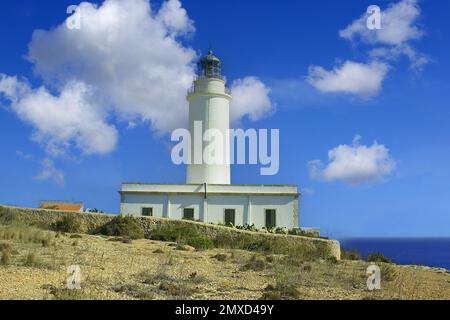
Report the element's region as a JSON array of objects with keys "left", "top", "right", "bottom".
[
  {"left": 120, "top": 50, "right": 301, "bottom": 232},
  {"left": 186, "top": 51, "right": 232, "bottom": 185}
]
